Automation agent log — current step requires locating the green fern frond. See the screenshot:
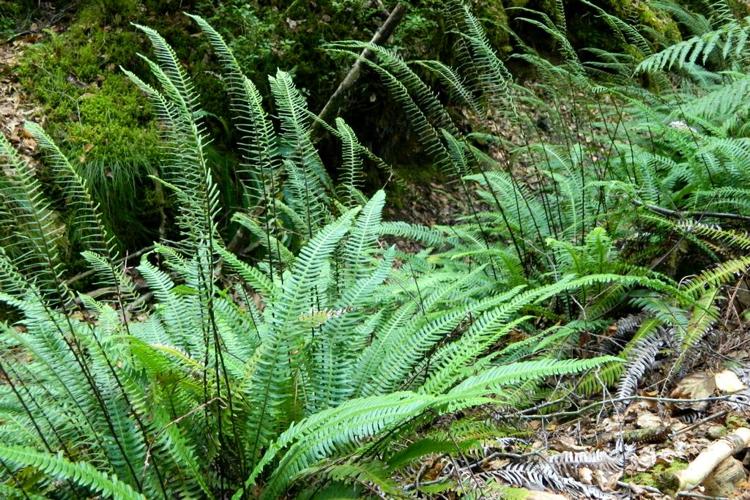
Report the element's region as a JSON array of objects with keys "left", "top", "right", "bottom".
[
  {"left": 0, "top": 131, "right": 66, "bottom": 295},
  {"left": 636, "top": 18, "right": 750, "bottom": 73},
  {"left": 335, "top": 118, "right": 365, "bottom": 207},
  {"left": 681, "top": 255, "right": 750, "bottom": 298},
  {"left": 0, "top": 445, "right": 145, "bottom": 499}
]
